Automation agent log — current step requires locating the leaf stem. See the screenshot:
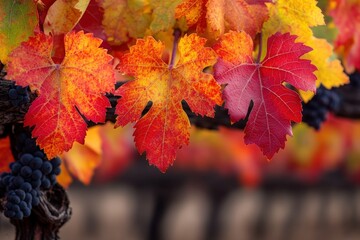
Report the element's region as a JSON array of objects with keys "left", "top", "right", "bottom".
[
  {"left": 256, "top": 32, "right": 263, "bottom": 63},
  {"left": 169, "top": 29, "right": 181, "bottom": 69}
]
